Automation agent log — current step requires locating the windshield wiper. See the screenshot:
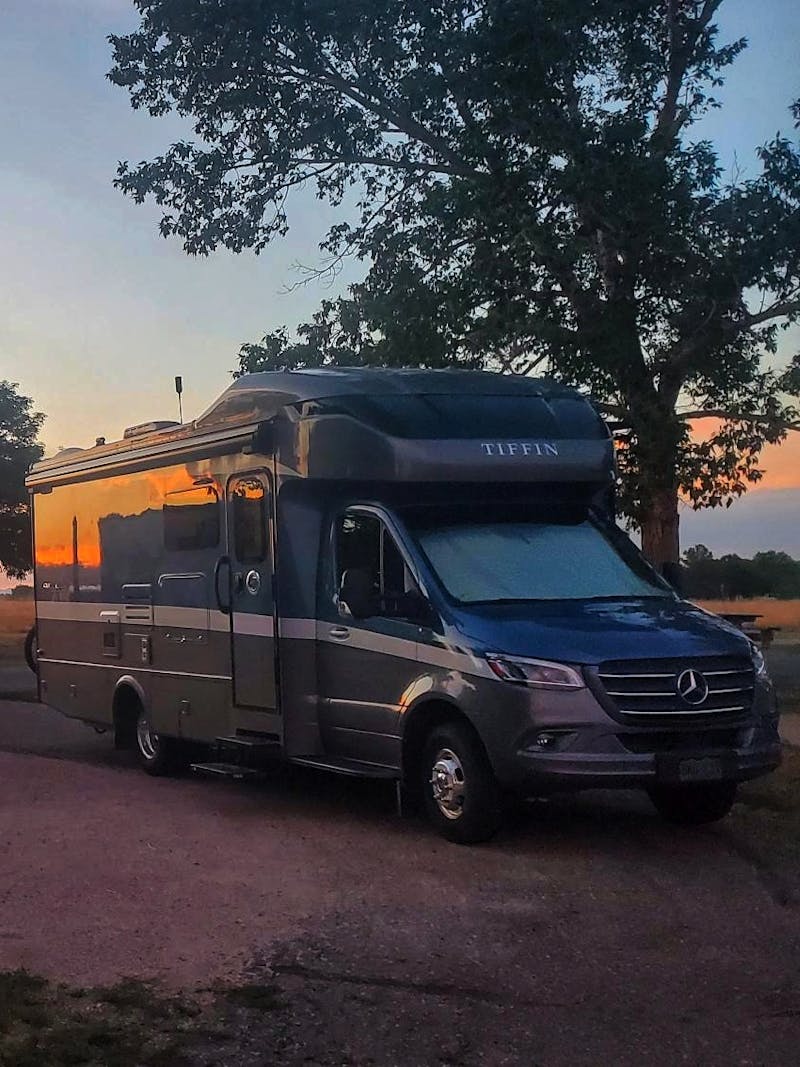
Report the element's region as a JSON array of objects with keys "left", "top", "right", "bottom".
[{"left": 461, "top": 593, "right": 671, "bottom": 605}]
